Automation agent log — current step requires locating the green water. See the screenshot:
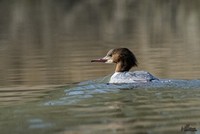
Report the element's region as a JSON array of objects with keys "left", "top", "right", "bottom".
[
  {"left": 1, "top": 84, "right": 200, "bottom": 134},
  {"left": 1, "top": 1, "right": 200, "bottom": 134}
]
